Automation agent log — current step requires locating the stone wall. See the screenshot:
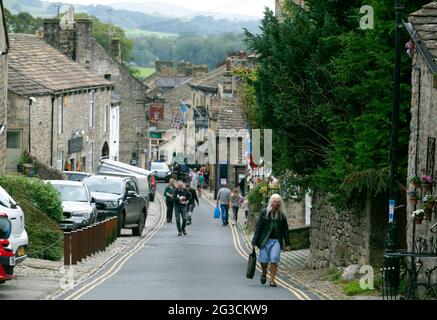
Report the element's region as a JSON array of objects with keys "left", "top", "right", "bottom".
[
  {"left": 407, "top": 51, "right": 437, "bottom": 290},
  {"left": 0, "top": 54, "right": 6, "bottom": 174},
  {"left": 309, "top": 192, "right": 370, "bottom": 269},
  {"left": 7, "top": 88, "right": 111, "bottom": 173},
  {"left": 82, "top": 38, "right": 148, "bottom": 168}
]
